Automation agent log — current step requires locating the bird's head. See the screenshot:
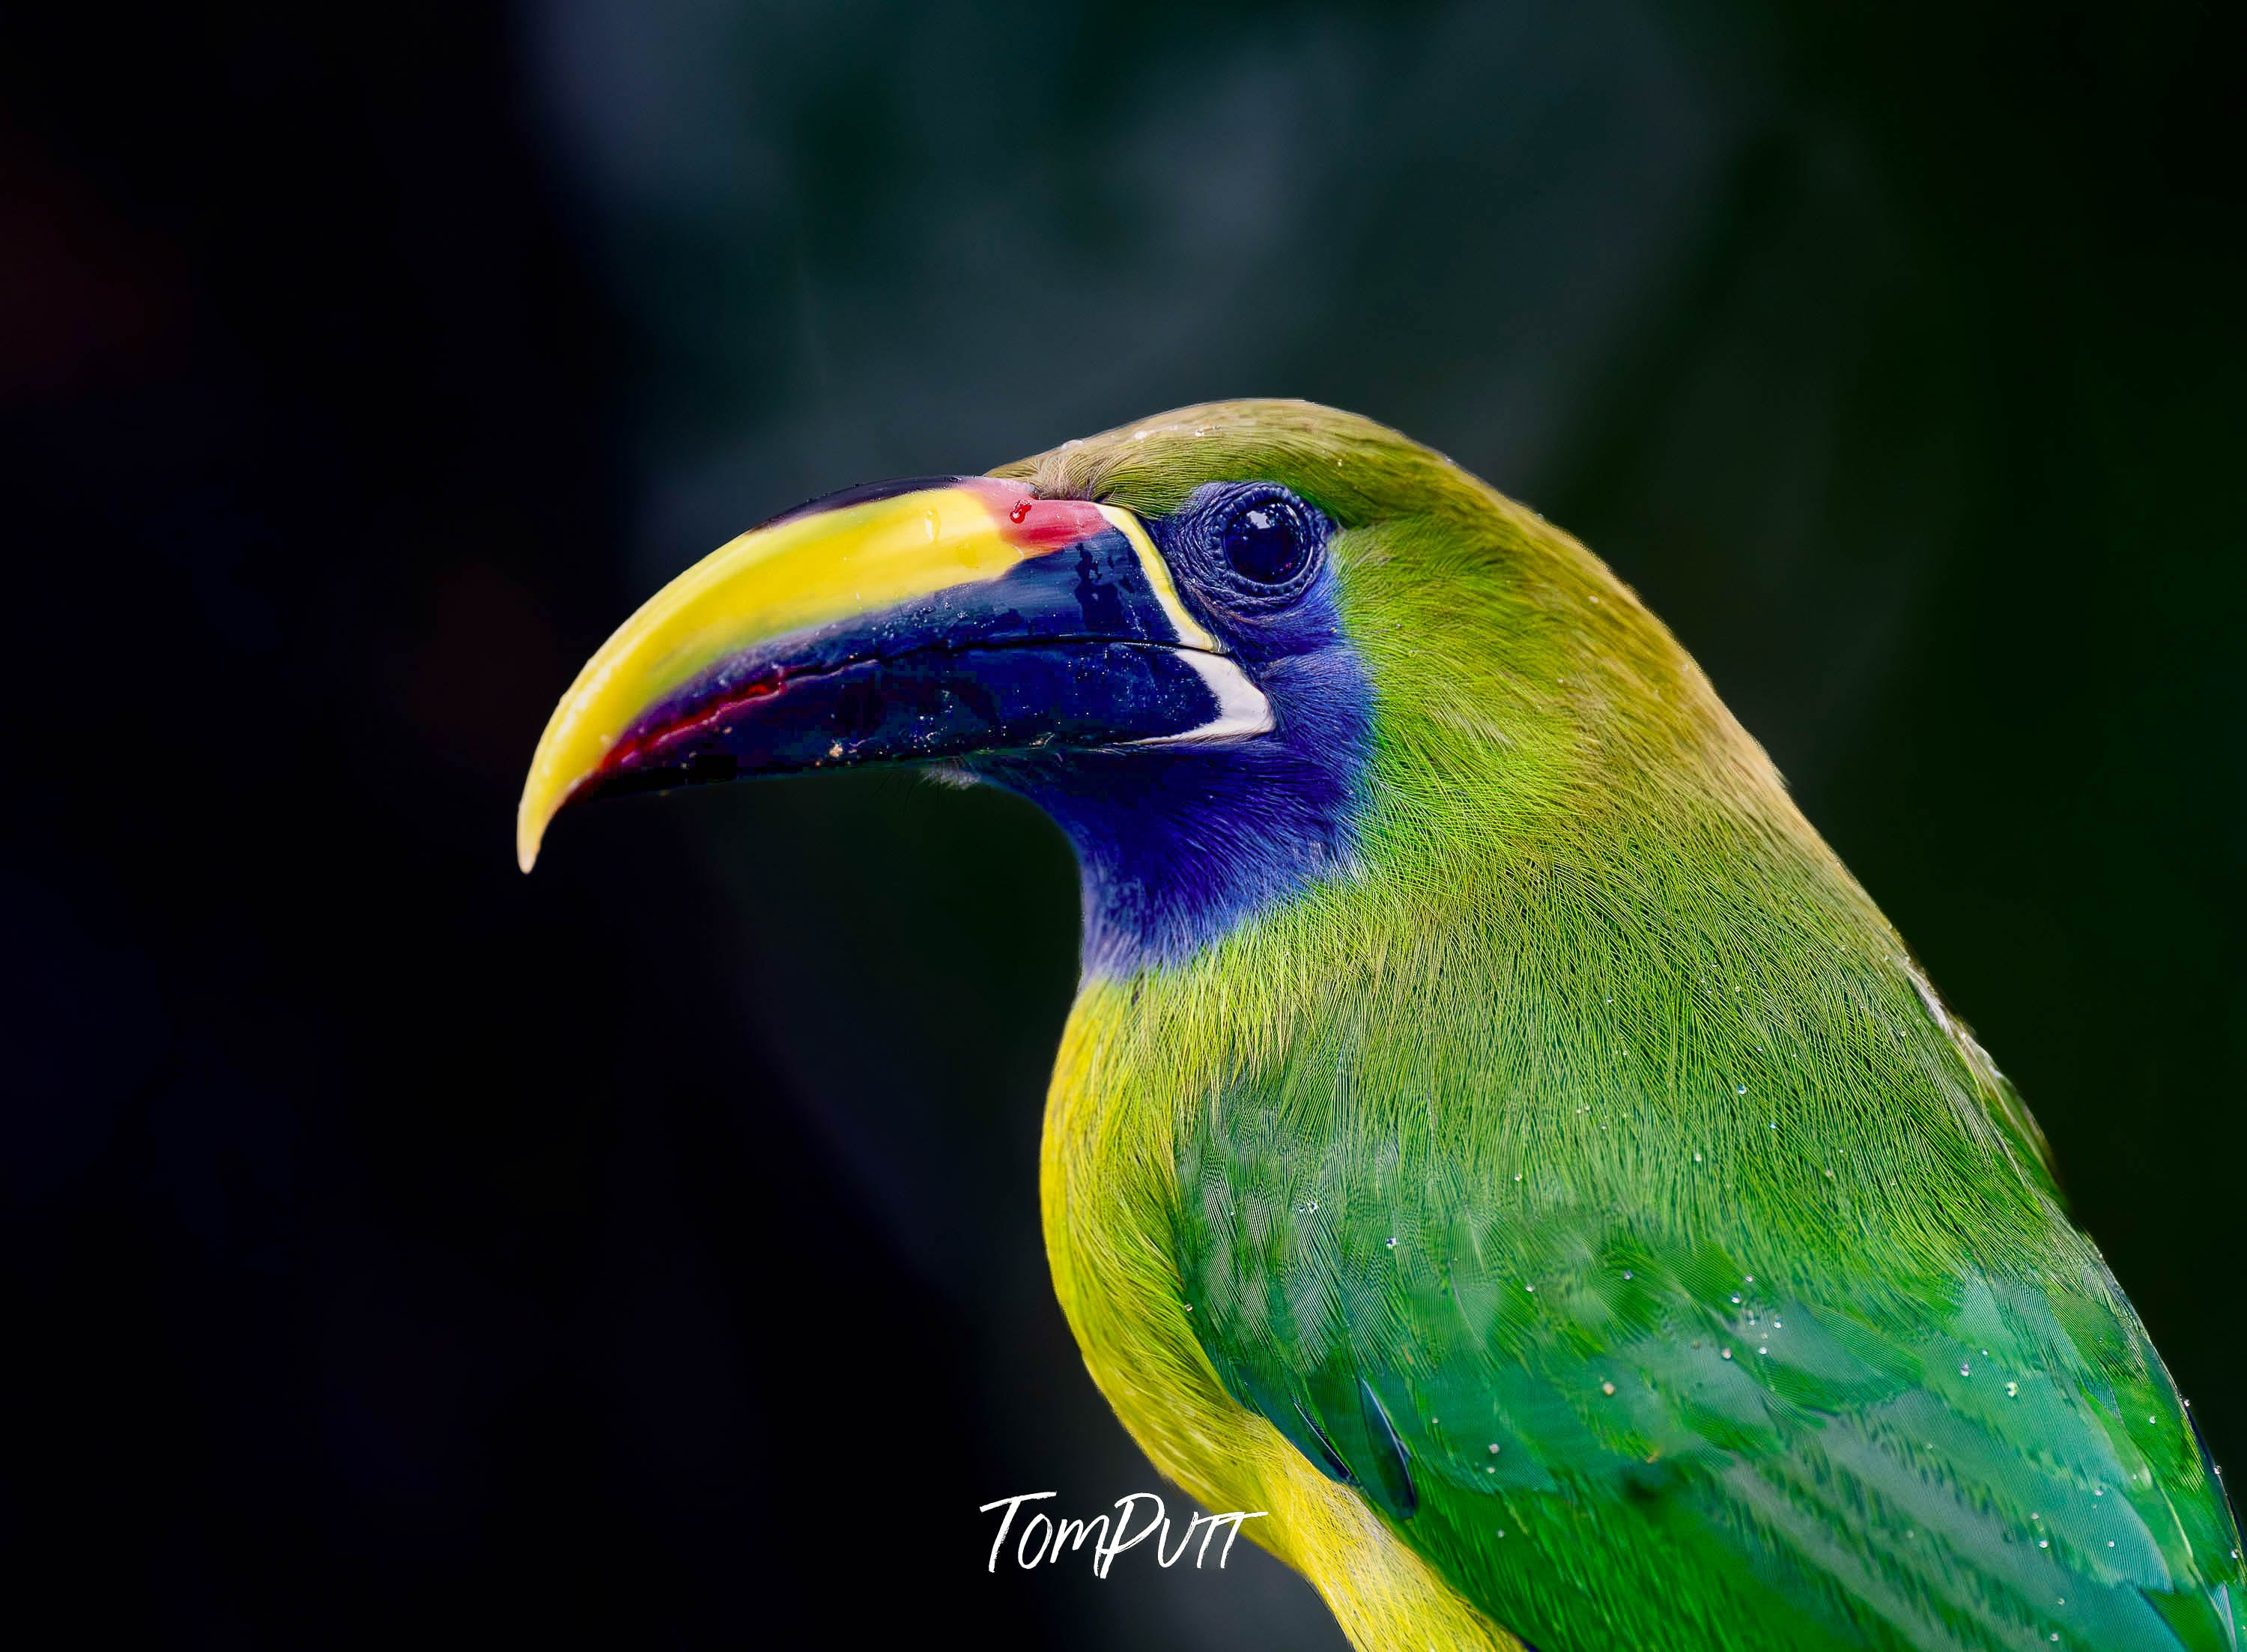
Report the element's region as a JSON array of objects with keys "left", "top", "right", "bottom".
[{"left": 520, "top": 400, "right": 1769, "bottom": 972}]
